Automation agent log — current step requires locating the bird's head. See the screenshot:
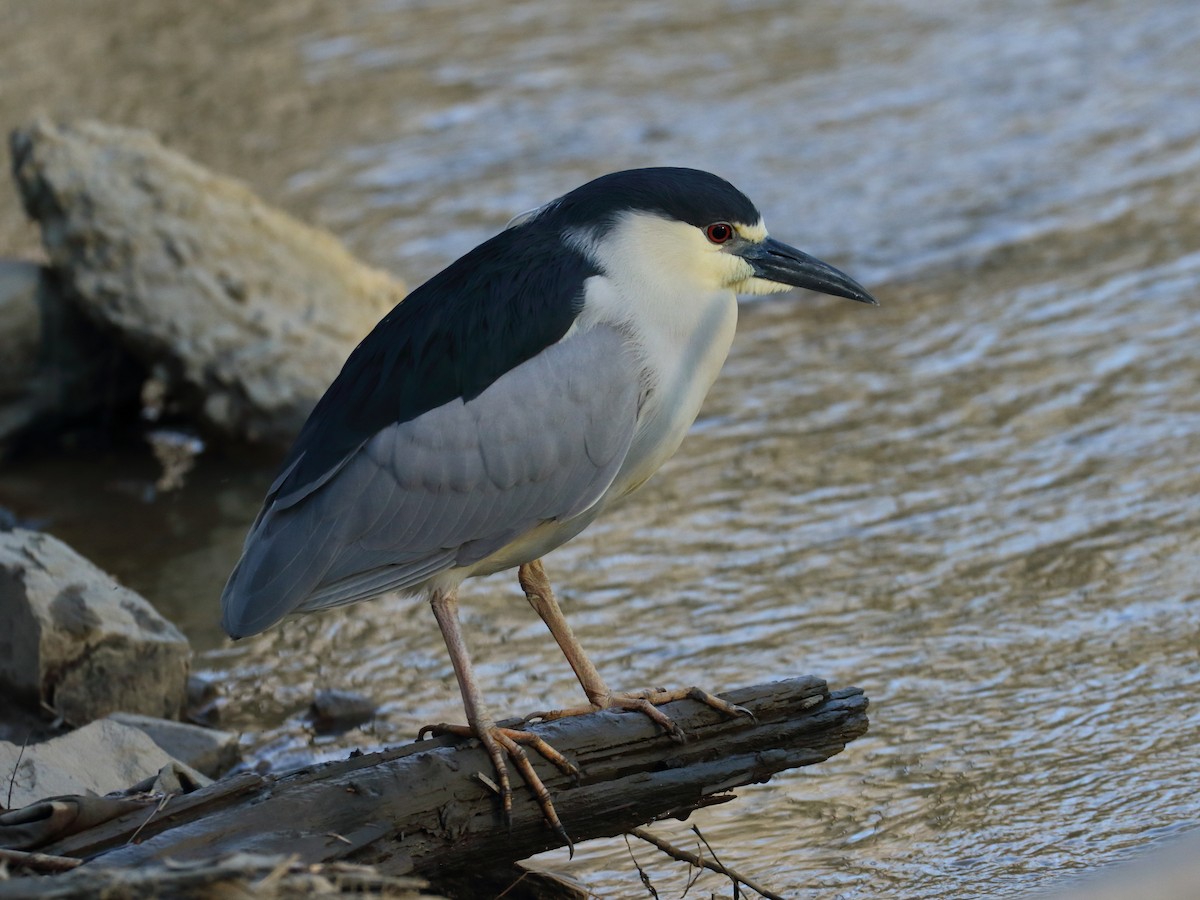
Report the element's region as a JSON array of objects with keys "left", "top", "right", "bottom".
[{"left": 519, "top": 167, "right": 878, "bottom": 305}]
